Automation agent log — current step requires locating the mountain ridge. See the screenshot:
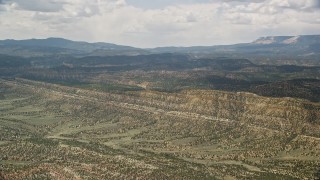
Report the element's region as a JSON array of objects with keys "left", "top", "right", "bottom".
[
  {"left": 252, "top": 35, "right": 320, "bottom": 45},
  {"left": 0, "top": 37, "right": 146, "bottom": 57},
  {"left": 1, "top": 34, "right": 319, "bottom": 49},
  {"left": 0, "top": 37, "right": 139, "bottom": 51},
  {"left": 0, "top": 35, "right": 319, "bottom": 65}
]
